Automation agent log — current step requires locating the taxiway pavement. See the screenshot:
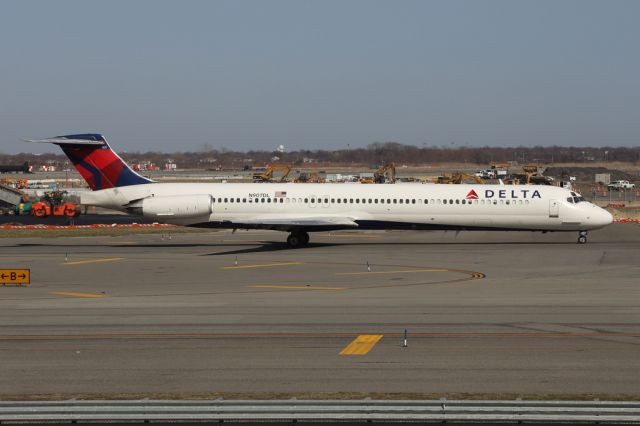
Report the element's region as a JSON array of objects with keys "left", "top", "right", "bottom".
[{"left": 1, "top": 224, "right": 639, "bottom": 398}]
